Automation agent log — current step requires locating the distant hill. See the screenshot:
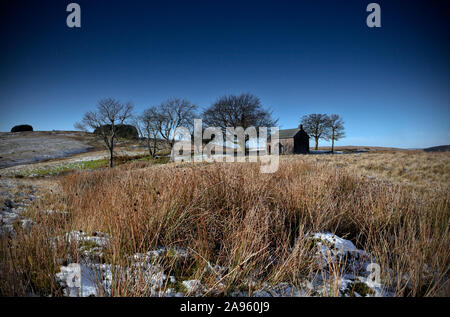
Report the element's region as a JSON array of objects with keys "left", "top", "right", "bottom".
[{"left": 423, "top": 145, "right": 450, "bottom": 152}]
